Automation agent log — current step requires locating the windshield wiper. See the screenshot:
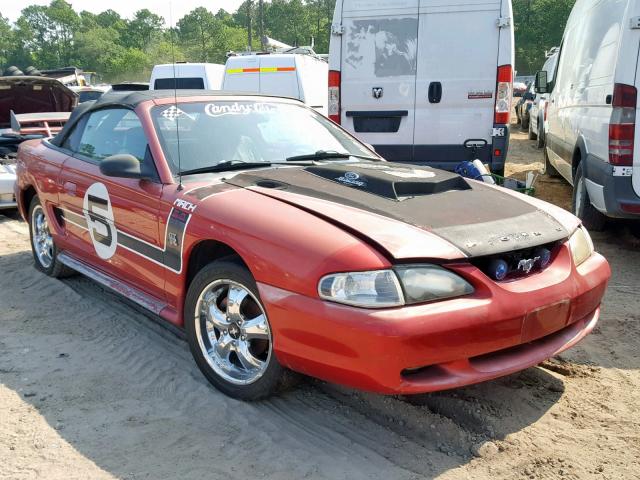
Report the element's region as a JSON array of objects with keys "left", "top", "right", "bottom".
[
  {"left": 285, "top": 150, "right": 378, "bottom": 162},
  {"left": 179, "top": 161, "right": 272, "bottom": 176}
]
